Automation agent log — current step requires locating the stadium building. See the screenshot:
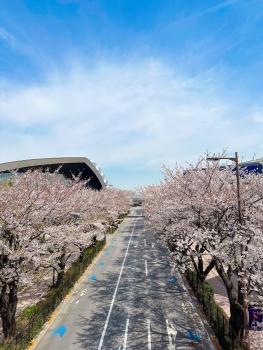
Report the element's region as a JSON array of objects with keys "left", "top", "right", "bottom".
[
  {"left": 239, "top": 158, "right": 263, "bottom": 174},
  {"left": 0, "top": 157, "right": 107, "bottom": 190}
]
